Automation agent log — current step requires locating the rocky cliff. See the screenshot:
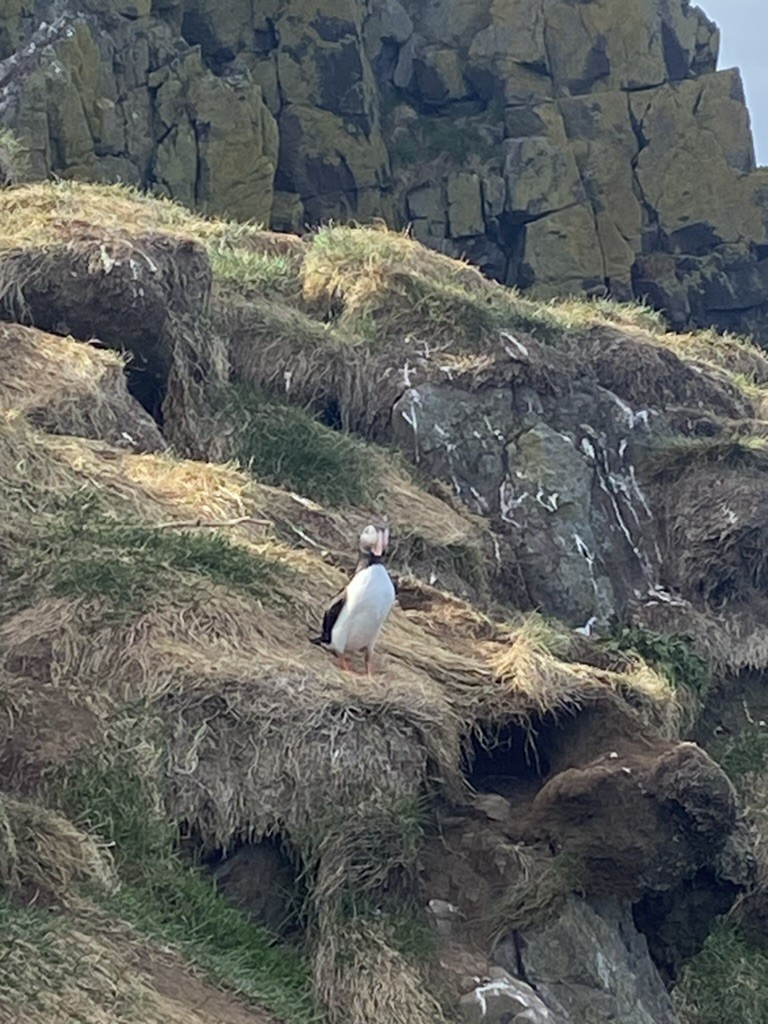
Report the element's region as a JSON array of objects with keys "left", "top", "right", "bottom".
[{"left": 2, "top": 0, "right": 768, "bottom": 344}]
